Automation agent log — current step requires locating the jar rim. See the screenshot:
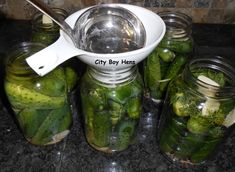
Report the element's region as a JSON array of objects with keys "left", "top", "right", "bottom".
[
  {"left": 158, "top": 11, "right": 192, "bottom": 38},
  {"left": 5, "top": 42, "right": 46, "bottom": 74},
  {"left": 184, "top": 55, "right": 235, "bottom": 98}
]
